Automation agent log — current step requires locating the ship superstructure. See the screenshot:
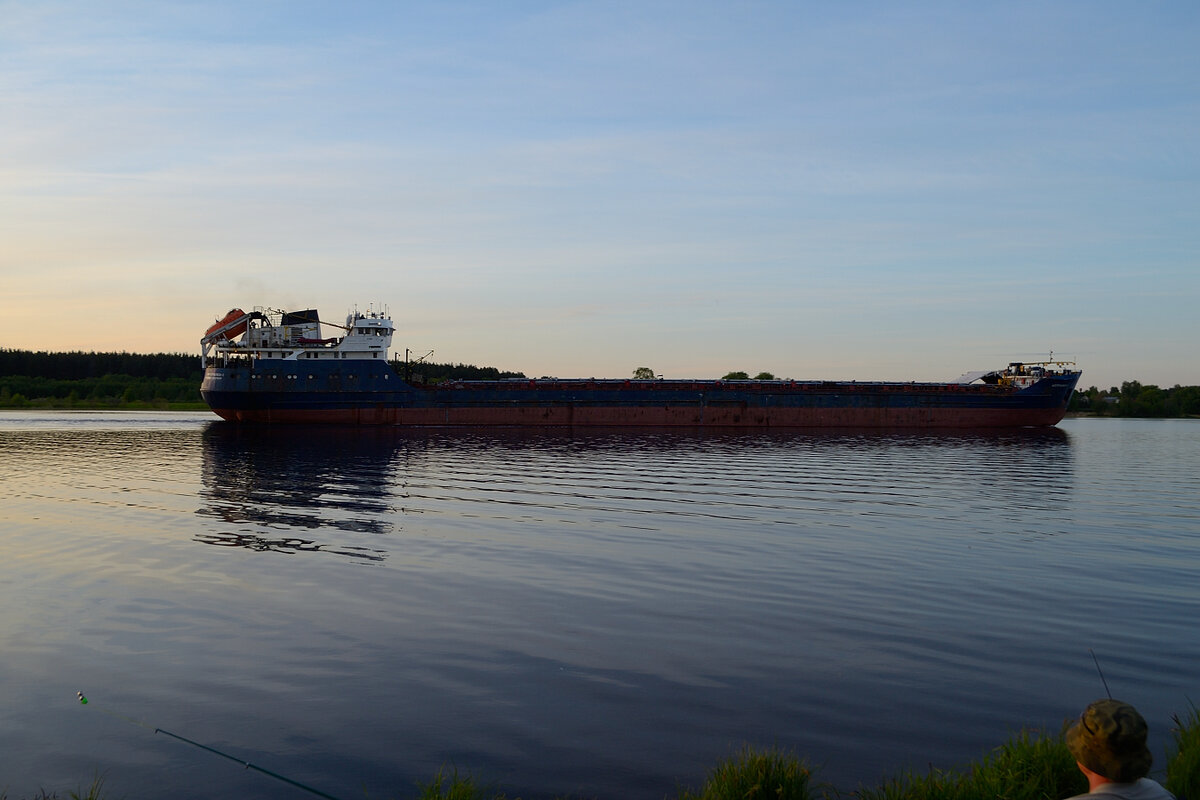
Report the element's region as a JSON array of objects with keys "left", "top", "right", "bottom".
[{"left": 201, "top": 307, "right": 394, "bottom": 368}]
